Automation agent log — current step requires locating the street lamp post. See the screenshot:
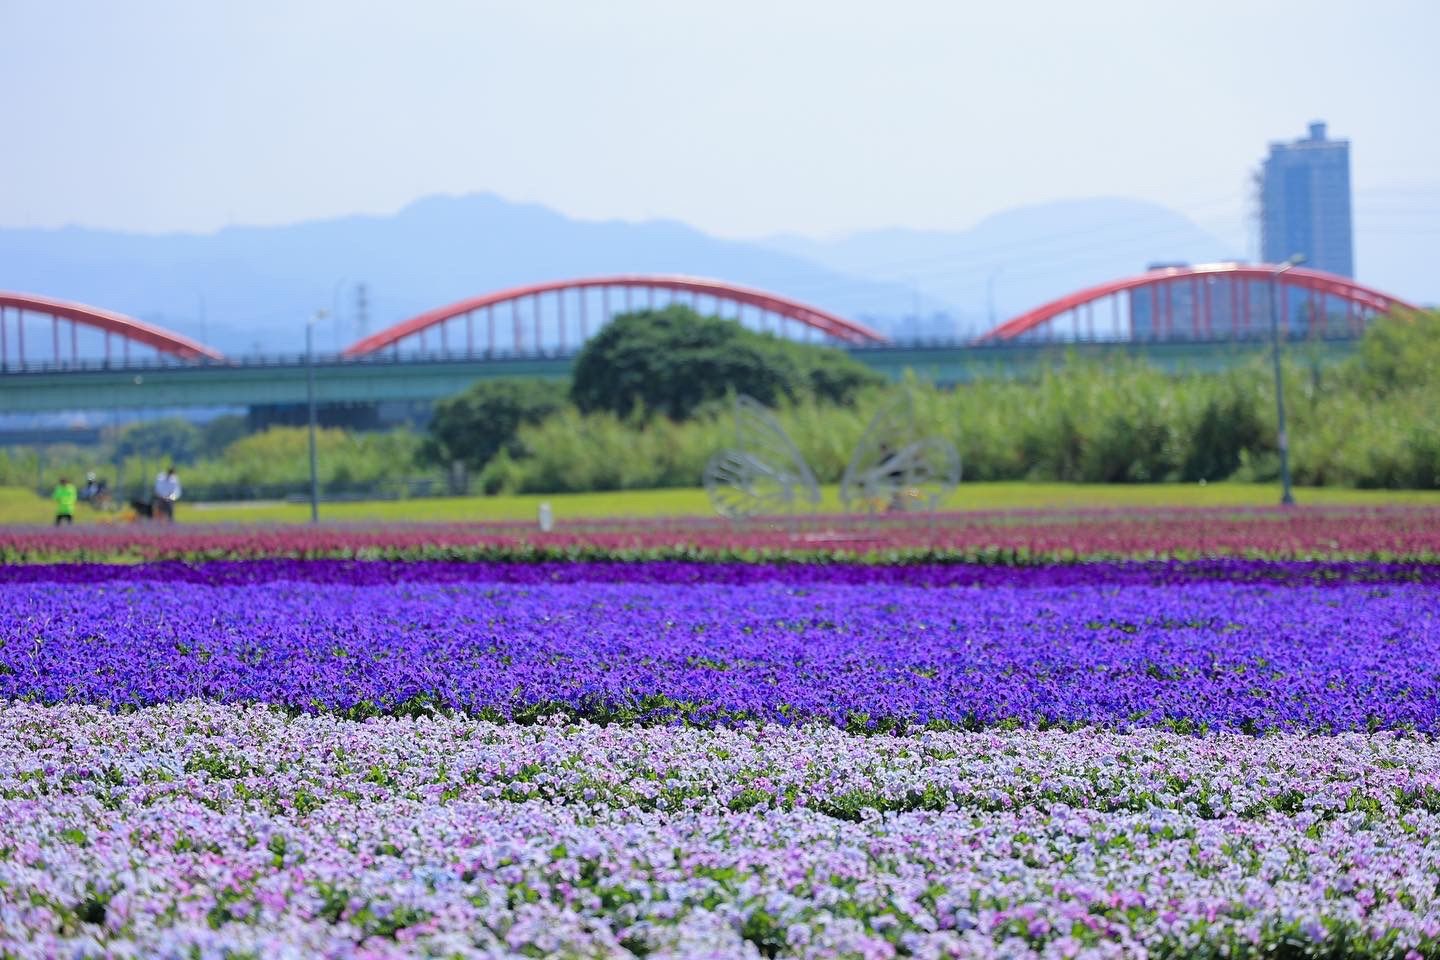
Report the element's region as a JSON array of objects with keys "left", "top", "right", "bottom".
[
  {"left": 305, "top": 309, "right": 327, "bottom": 523},
  {"left": 1267, "top": 254, "right": 1305, "bottom": 507}
]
